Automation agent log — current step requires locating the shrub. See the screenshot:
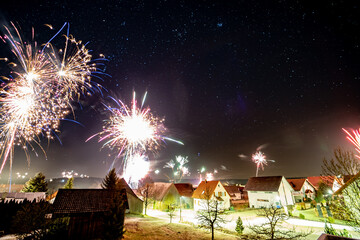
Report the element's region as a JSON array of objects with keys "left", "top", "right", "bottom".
[
  {"left": 235, "top": 216, "right": 244, "bottom": 234},
  {"left": 327, "top": 217, "right": 335, "bottom": 224},
  {"left": 299, "top": 213, "right": 305, "bottom": 219}
]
